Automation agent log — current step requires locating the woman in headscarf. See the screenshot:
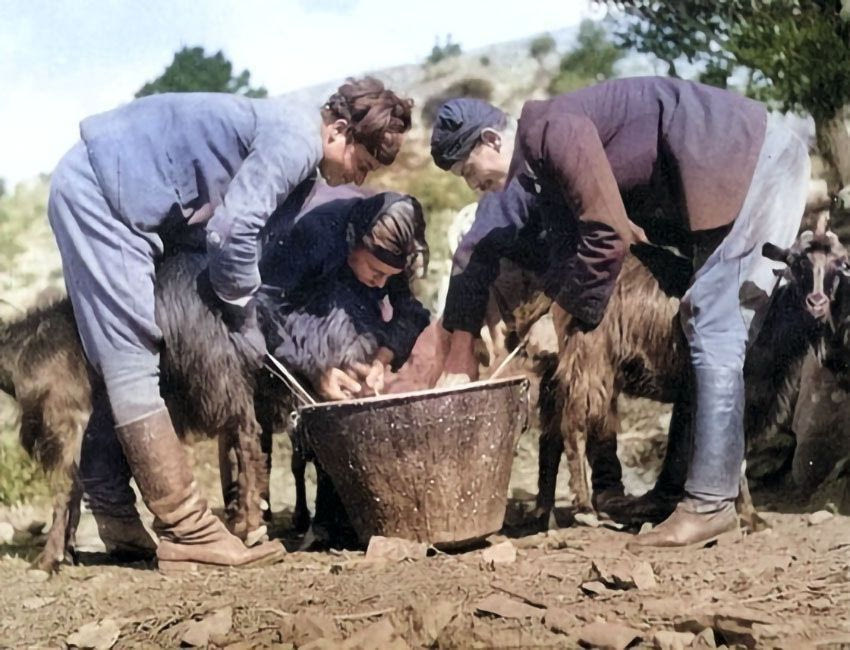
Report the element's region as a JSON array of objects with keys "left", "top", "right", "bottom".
[{"left": 258, "top": 191, "right": 430, "bottom": 400}]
